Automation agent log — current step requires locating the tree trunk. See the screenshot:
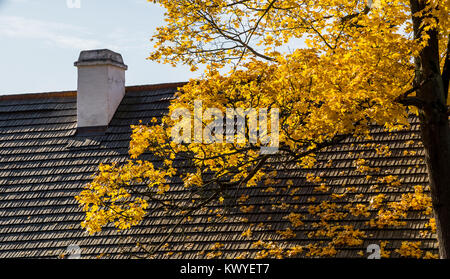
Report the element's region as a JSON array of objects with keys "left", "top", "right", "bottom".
[{"left": 410, "top": 0, "right": 450, "bottom": 259}]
